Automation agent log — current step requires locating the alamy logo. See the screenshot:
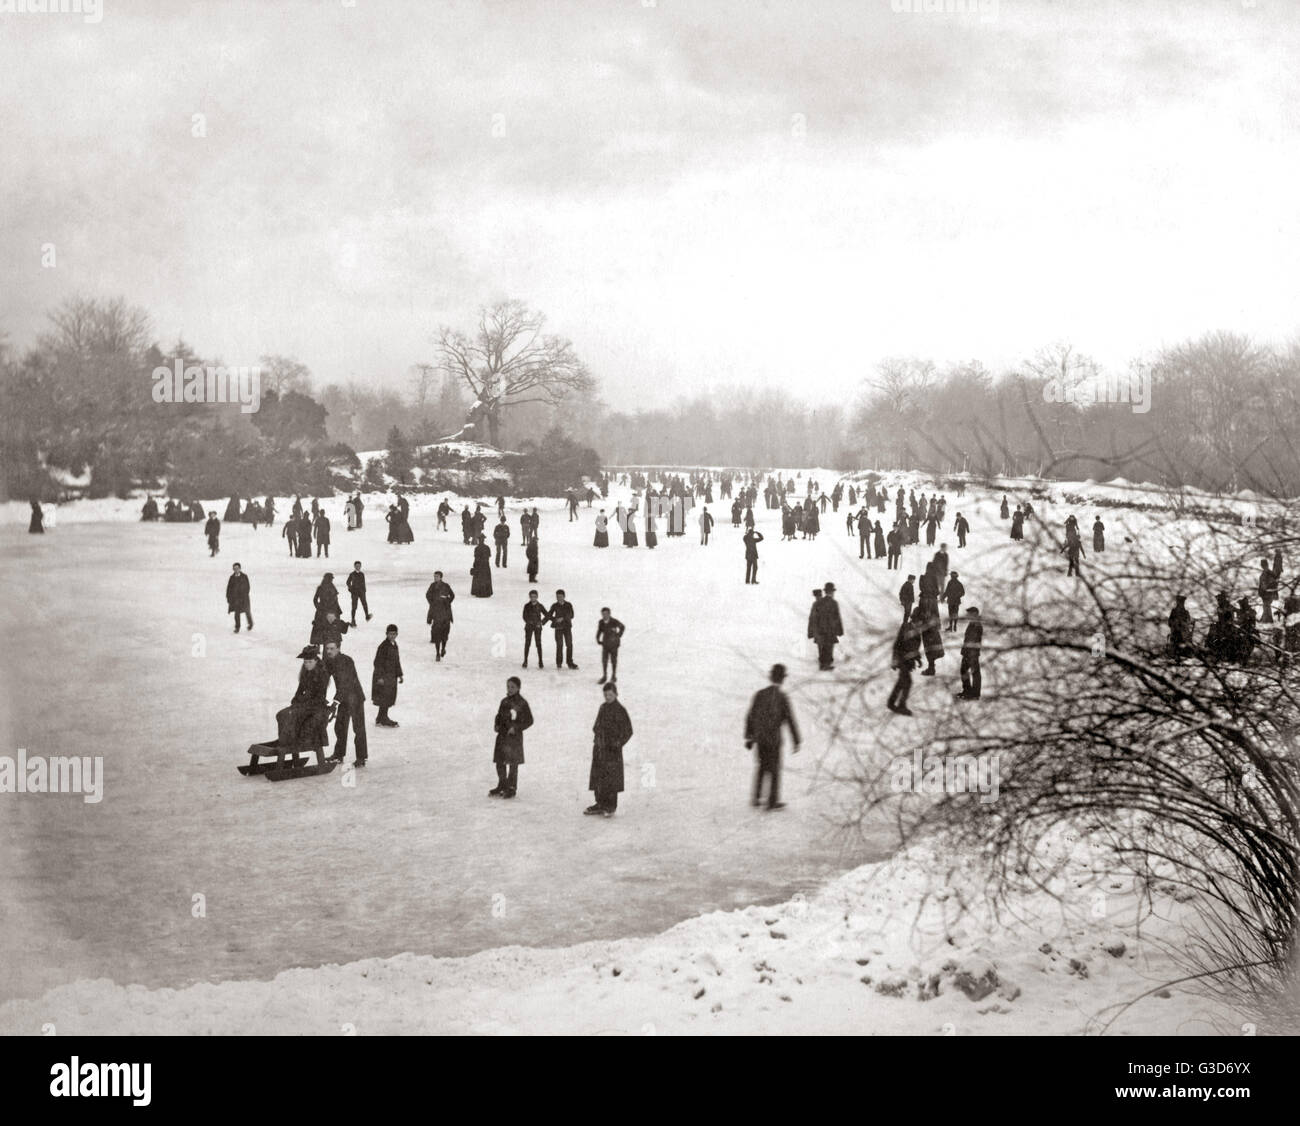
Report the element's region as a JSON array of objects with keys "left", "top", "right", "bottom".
[
  {"left": 890, "top": 749, "right": 1000, "bottom": 803},
  {"left": 890, "top": 0, "right": 999, "bottom": 24},
  {"left": 0, "top": 749, "right": 104, "bottom": 804},
  {"left": 1043, "top": 369, "right": 1152, "bottom": 414},
  {"left": 50, "top": 1058, "right": 150, "bottom": 1106},
  {"left": 0, "top": 0, "right": 103, "bottom": 23},
  {"left": 152, "top": 359, "right": 261, "bottom": 413}
]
